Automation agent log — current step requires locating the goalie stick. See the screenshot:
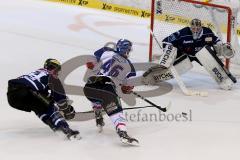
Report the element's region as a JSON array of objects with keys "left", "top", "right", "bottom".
[
  {"left": 170, "top": 66, "right": 208, "bottom": 97},
  {"left": 148, "top": 27, "right": 208, "bottom": 97}
]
